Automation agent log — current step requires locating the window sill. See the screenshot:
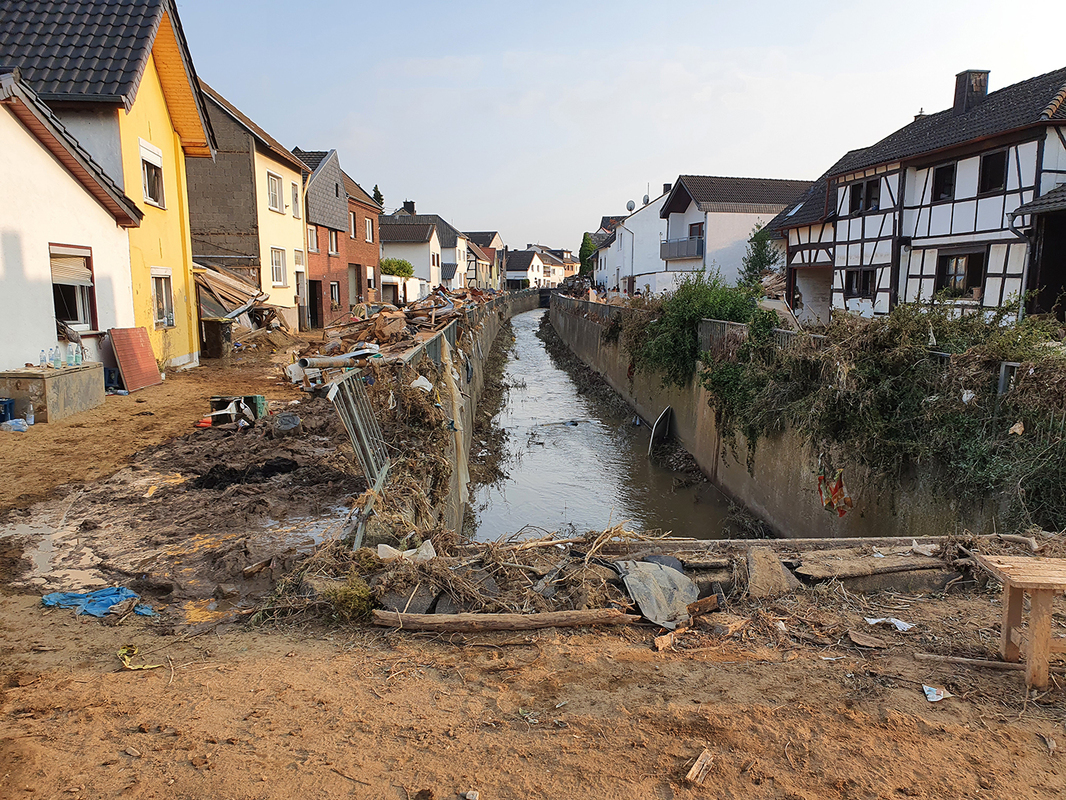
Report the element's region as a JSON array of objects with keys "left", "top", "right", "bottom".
[
  {"left": 328, "top": 251, "right": 339, "bottom": 257},
  {"left": 272, "top": 283, "right": 288, "bottom": 289},
  {"left": 154, "top": 322, "right": 176, "bottom": 330},
  {"left": 268, "top": 206, "right": 286, "bottom": 215},
  {"left": 143, "top": 198, "right": 166, "bottom": 210}
]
